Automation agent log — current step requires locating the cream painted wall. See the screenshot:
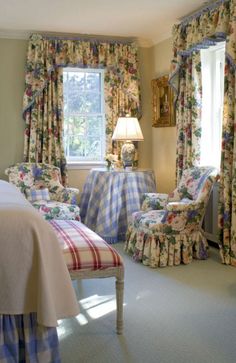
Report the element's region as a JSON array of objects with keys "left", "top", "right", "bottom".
[
  {"left": 152, "top": 38, "right": 176, "bottom": 193},
  {"left": 0, "top": 39, "right": 27, "bottom": 180},
  {"left": 68, "top": 168, "right": 91, "bottom": 197}
]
